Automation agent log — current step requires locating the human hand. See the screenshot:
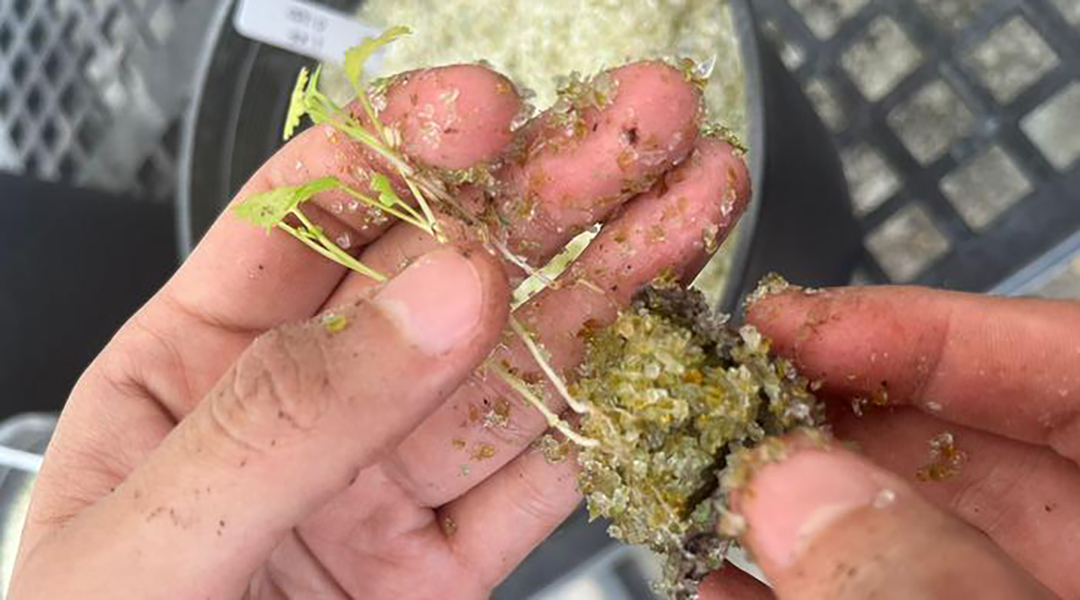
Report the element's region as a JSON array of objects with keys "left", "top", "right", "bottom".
[
  {"left": 701, "top": 286, "right": 1077, "bottom": 599},
  {"left": 10, "top": 60, "right": 748, "bottom": 599}
]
